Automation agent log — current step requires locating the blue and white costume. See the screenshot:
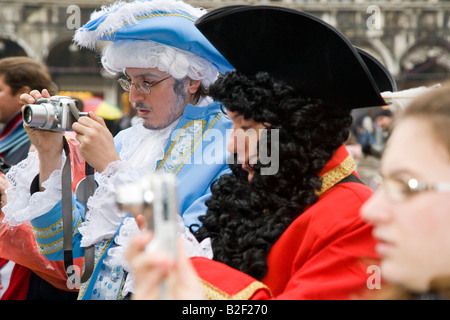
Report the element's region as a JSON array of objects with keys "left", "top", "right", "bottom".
[{"left": 3, "top": 0, "right": 233, "bottom": 300}]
